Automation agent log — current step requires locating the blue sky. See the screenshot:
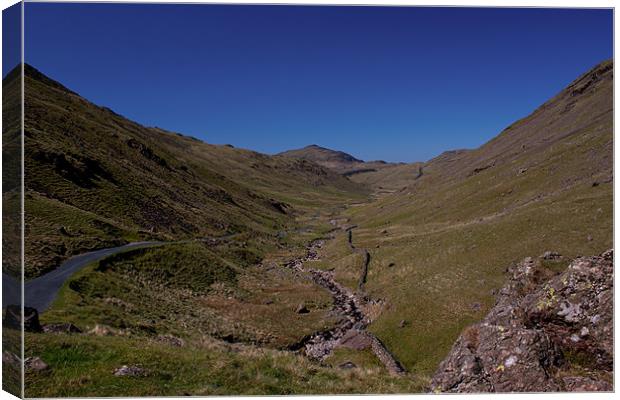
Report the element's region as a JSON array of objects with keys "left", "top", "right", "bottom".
[
  {"left": 21, "top": 4, "right": 612, "bottom": 162},
  {"left": 3, "top": 2, "right": 20, "bottom": 77}
]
